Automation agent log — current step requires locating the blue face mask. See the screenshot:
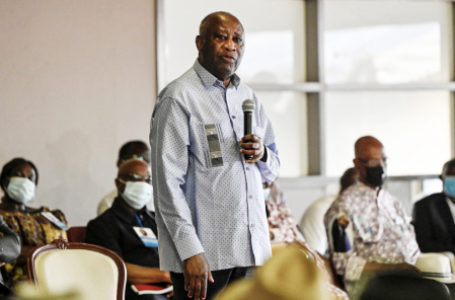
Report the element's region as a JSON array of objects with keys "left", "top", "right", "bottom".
[{"left": 444, "top": 176, "right": 455, "bottom": 197}]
